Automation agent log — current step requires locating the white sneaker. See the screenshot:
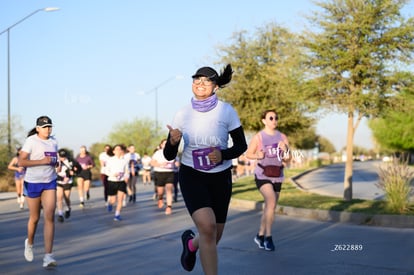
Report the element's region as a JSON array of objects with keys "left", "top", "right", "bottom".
[
  {"left": 20, "top": 197, "right": 24, "bottom": 209},
  {"left": 43, "top": 253, "right": 57, "bottom": 268},
  {"left": 24, "top": 239, "right": 33, "bottom": 262}
]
